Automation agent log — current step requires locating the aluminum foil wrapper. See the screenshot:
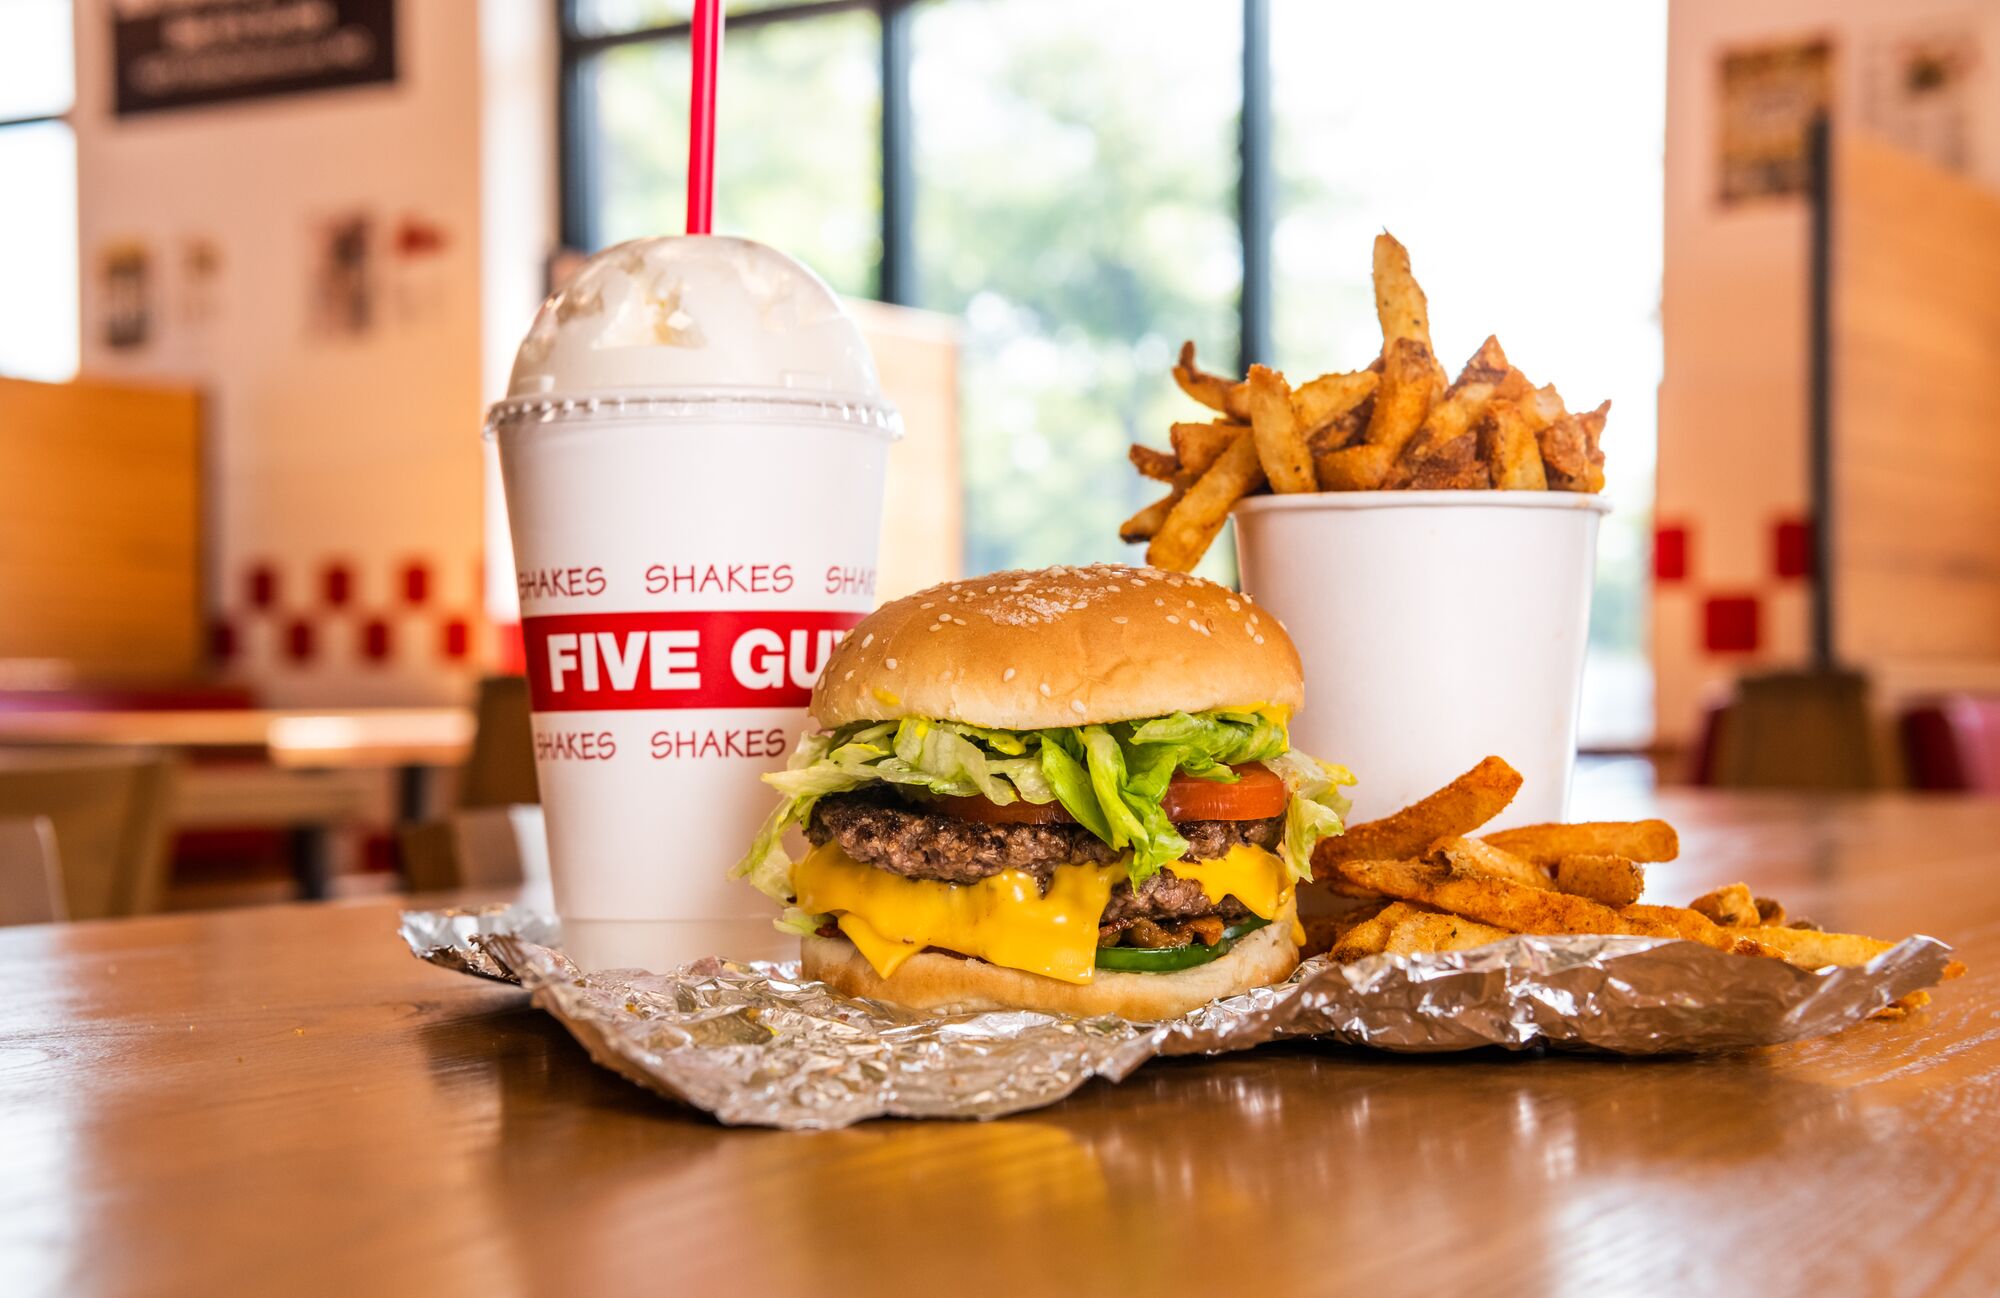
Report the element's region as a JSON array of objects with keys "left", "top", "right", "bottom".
[{"left": 400, "top": 906, "right": 1955, "bottom": 1130}]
